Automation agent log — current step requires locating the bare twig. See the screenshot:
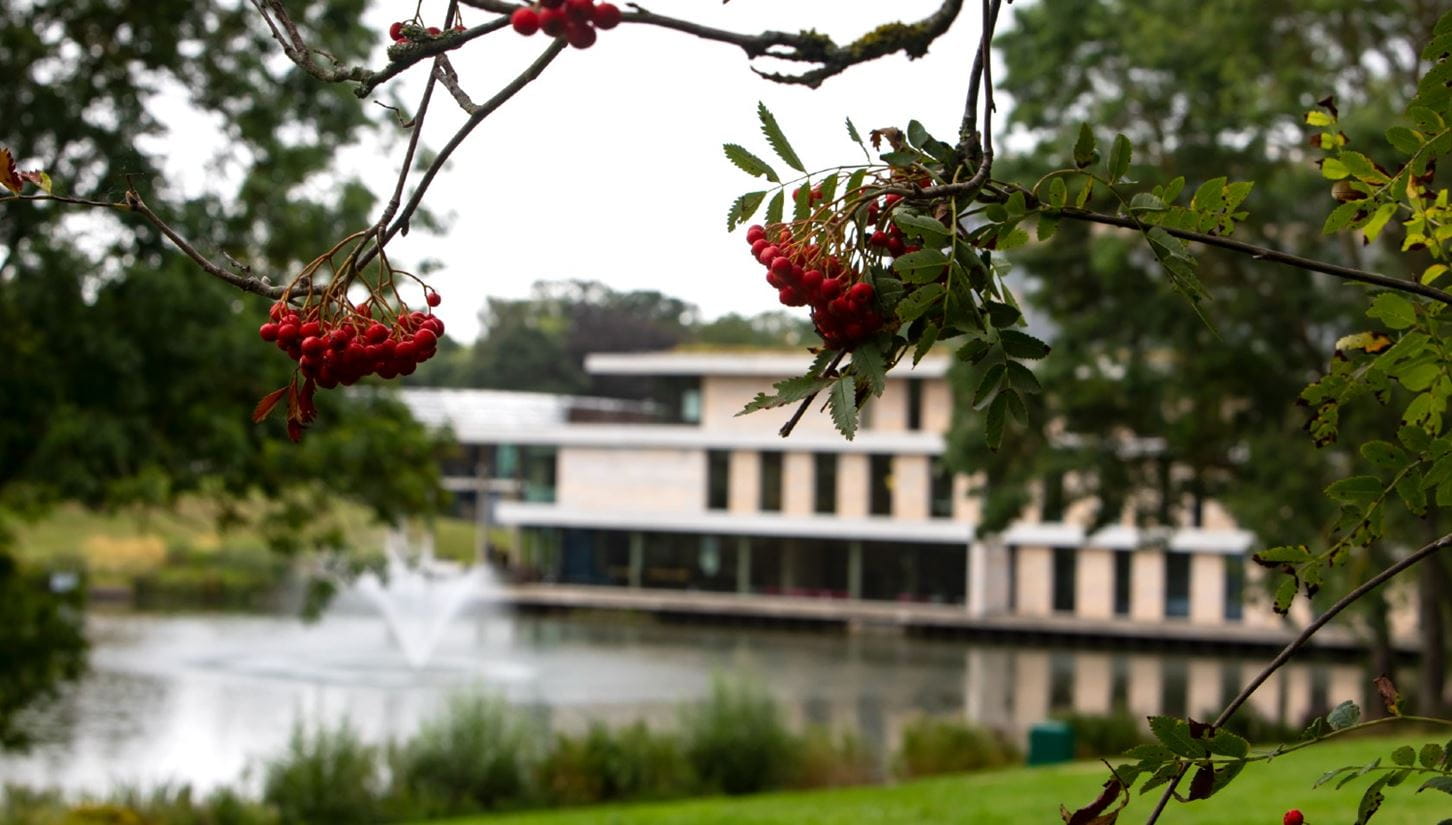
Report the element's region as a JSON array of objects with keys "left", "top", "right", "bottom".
[
  {"left": 373, "top": 3, "right": 454, "bottom": 239},
  {"left": 122, "top": 191, "right": 283, "bottom": 298},
  {"left": 1141, "top": 531, "right": 1452, "bottom": 825},
  {"left": 958, "top": 0, "right": 1004, "bottom": 158},
  {"left": 433, "top": 54, "right": 478, "bottom": 114},
  {"left": 463, "top": 0, "right": 965, "bottom": 87}
]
